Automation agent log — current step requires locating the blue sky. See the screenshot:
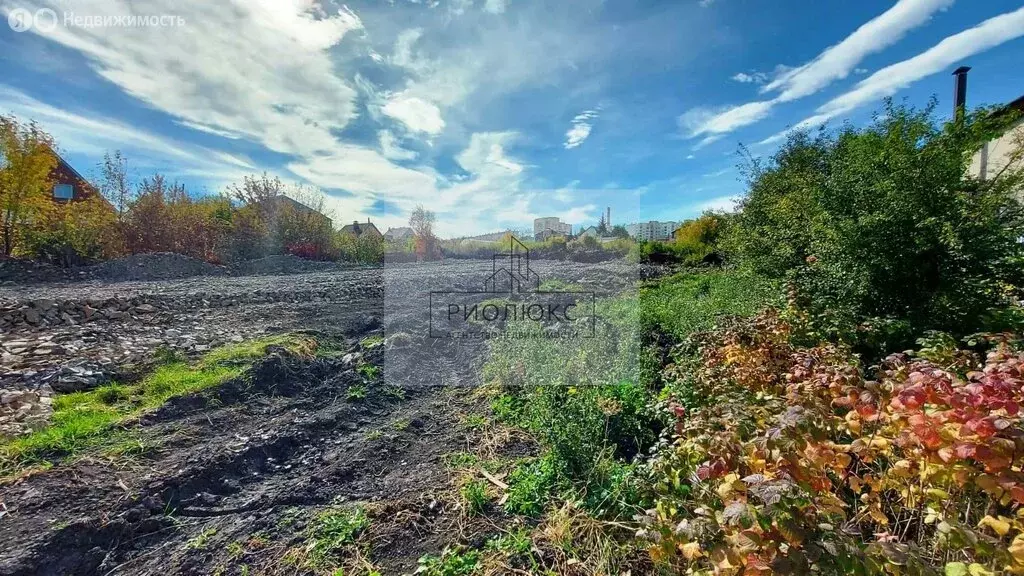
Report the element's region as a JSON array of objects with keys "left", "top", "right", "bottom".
[{"left": 1, "top": 0, "right": 1023, "bottom": 237}]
